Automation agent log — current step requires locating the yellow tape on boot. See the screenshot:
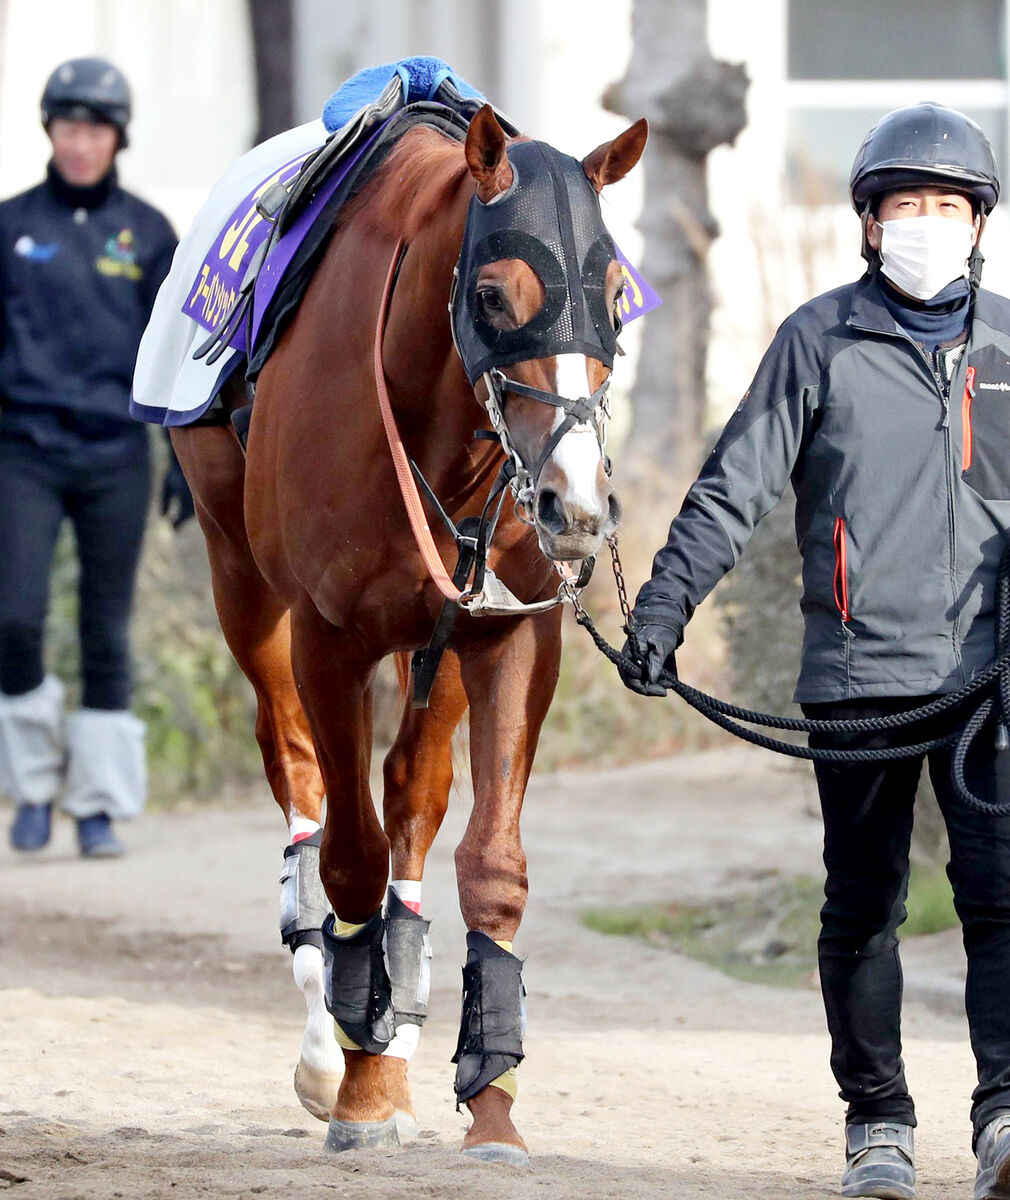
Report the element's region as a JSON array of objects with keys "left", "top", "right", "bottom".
[{"left": 486, "top": 939, "right": 517, "bottom": 1101}]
